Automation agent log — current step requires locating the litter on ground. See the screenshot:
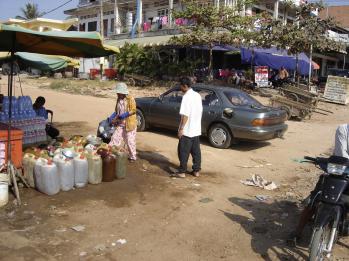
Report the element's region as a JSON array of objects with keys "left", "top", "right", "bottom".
[{"left": 240, "top": 174, "right": 278, "bottom": 191}]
